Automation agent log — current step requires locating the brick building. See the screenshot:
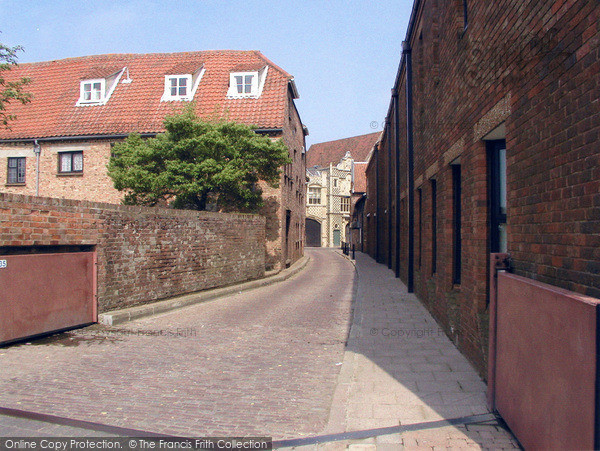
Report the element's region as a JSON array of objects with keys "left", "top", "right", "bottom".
[
  {"left": 364, "top": 1, "right": 600, "bottom": 376},
  {"left": 0, "top": 51, "right": 307, "bottom": 270},
  {"left": 348, "top": 159, "right": 371, "bottom": 252},
  {"left": 305, "top": 133, "right": 379, "bottom": 247}
]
